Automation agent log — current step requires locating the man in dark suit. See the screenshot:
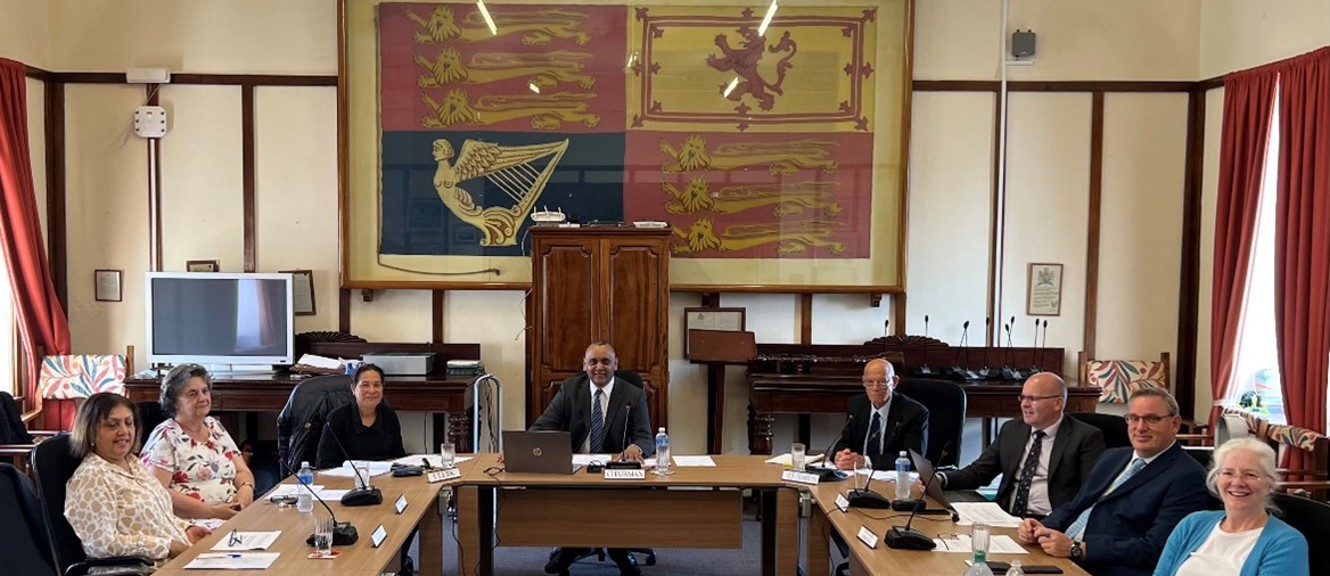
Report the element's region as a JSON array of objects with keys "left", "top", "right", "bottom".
[
  {"left": 831, "top": 358, "right": 929, "bottom": 471},
  {"left": 1018, "top": 388, "right": 1208, "bottom": 576},
  {"left": 532, "top": 341, "right": 654, "bottom": 576},
  {"left": 936, "top": 372, "right": 1105, "bottom": 518}
]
